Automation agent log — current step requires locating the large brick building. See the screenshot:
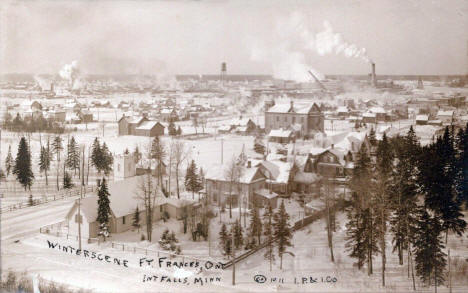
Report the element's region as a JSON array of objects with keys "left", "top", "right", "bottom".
[{"left": 265, "top": 101, "right": 324, "bottom": 138}]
